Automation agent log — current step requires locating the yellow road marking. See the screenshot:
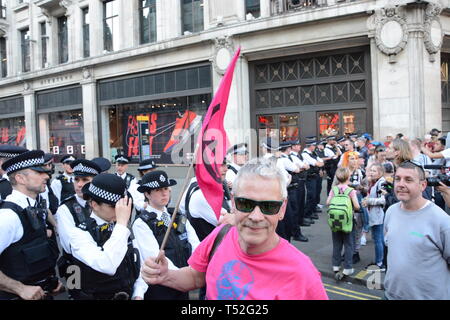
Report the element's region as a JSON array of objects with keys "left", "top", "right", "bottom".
[
  {"left": 324, "top": 283, "right": 382, "bottom": 300},
  {"left": 325, "top": 288, "right": 369, "bottom": 300},
  {"left": 354, "top": 270, "right": 368, "bottom": 279}
]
